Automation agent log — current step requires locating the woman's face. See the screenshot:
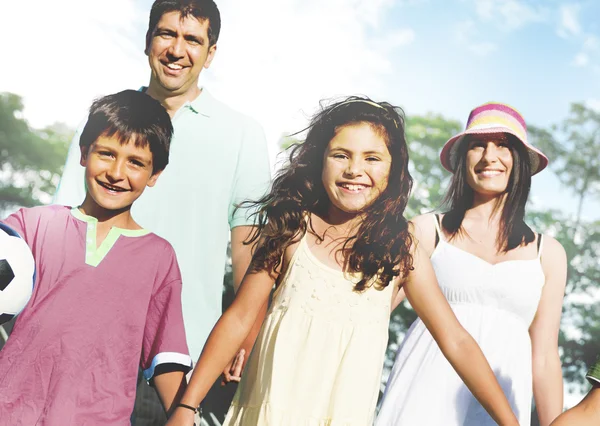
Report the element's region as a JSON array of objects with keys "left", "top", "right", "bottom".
[{"left": 465, "top": 133, "right": 514, "bottom": 197}]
